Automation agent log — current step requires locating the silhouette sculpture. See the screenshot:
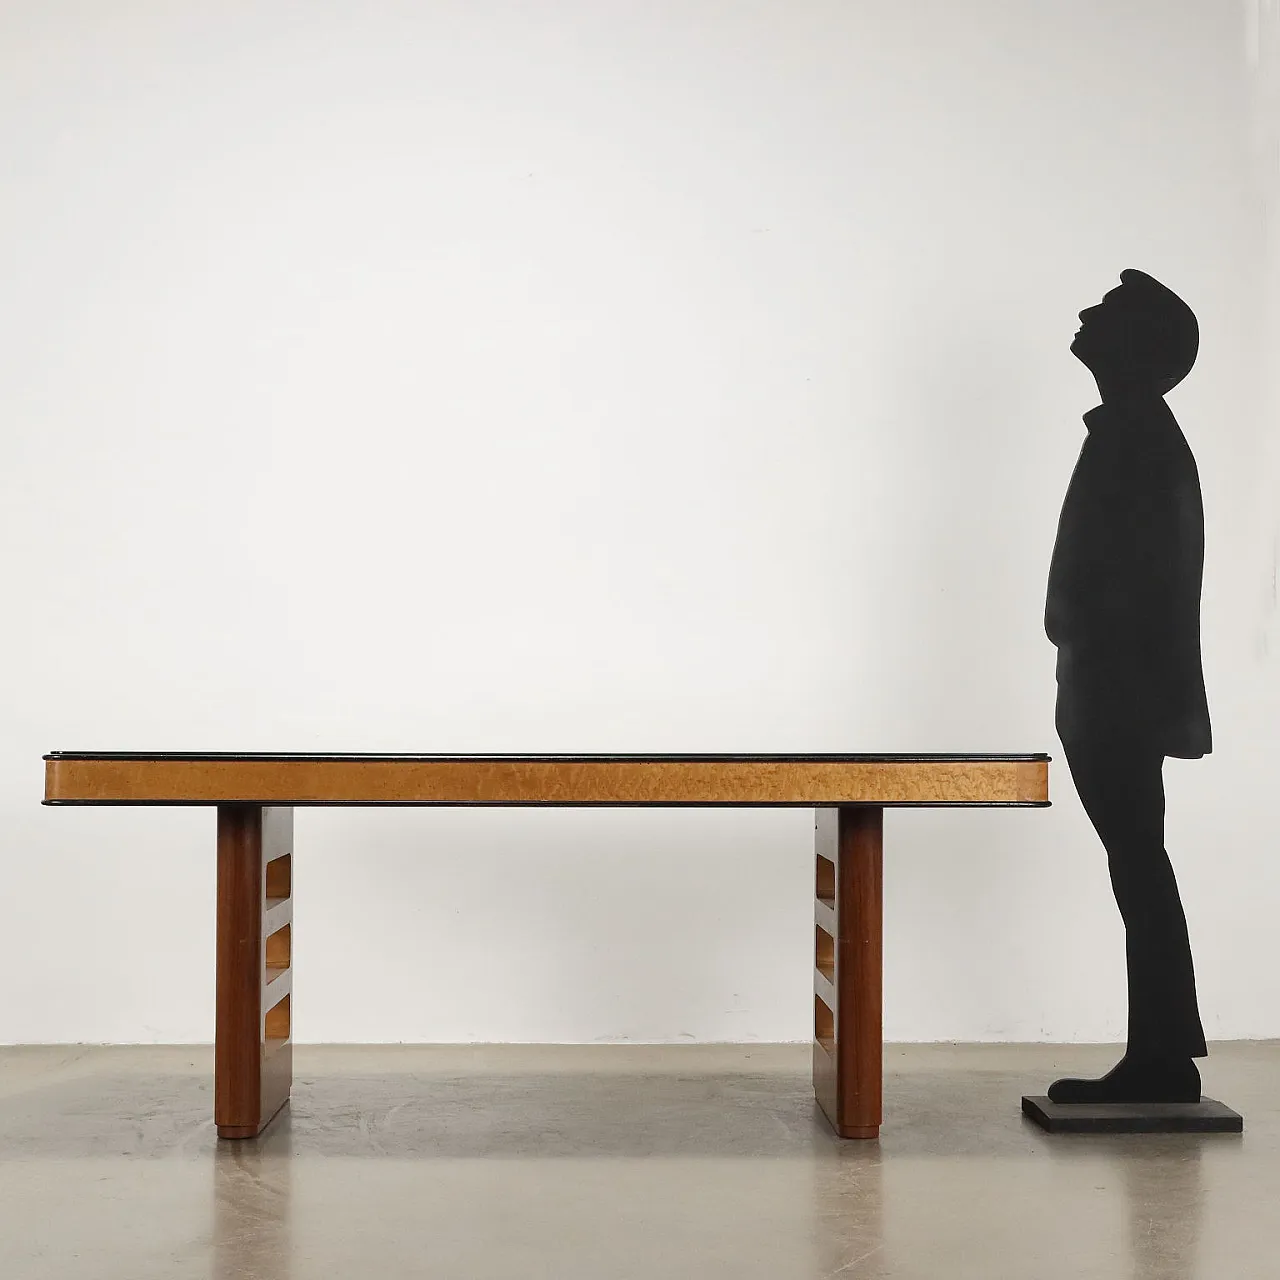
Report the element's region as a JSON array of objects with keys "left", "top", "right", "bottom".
[{"left": 1044, "top": 268, "right": 1210, "bottom": 1105}]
